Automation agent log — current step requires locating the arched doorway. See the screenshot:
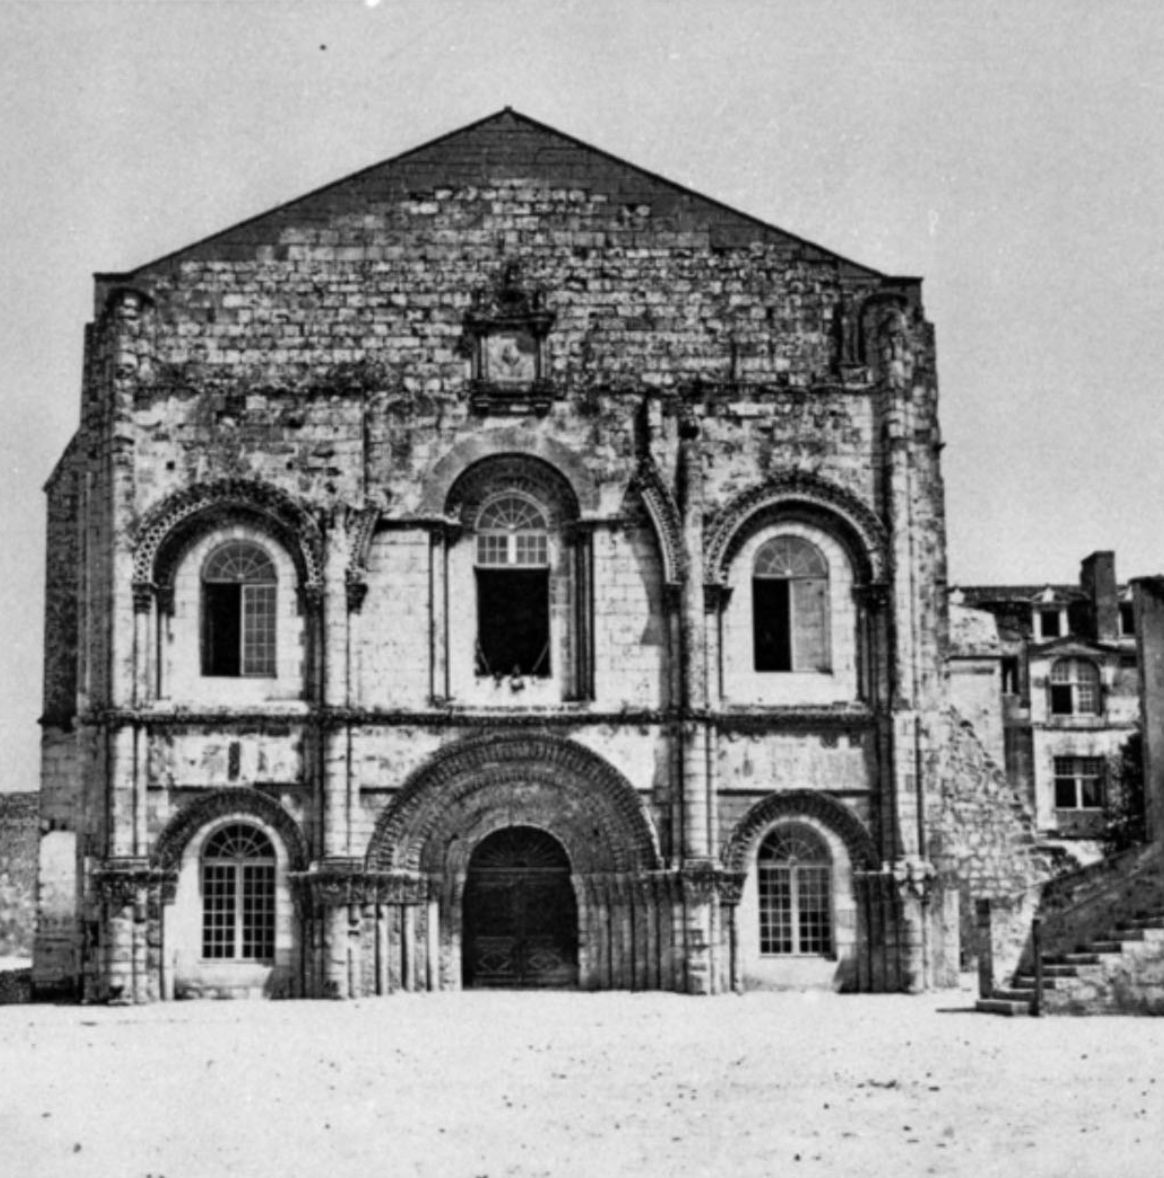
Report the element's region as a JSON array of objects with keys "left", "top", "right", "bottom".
[{"left": 462, "top": 827, "right": 578, "bottom": 989}]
